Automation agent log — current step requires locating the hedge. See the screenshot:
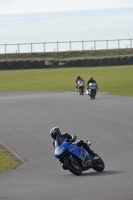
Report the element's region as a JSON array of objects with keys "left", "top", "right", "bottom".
[
  {"left": 107, "top": 57, "right": 114, "bottom": 66},
  {"left": 128, "top": 56, "right": 133, "bottom": 65},
  {"left": 114, "top": 57, "right": 121, "bottom": 66},
  {"left": 0, "top": 56, "right": 133, "bottom": 70},
  {"left": 93, "top": 59, "right": 100, "bottom": 66},
  {"left": 100, "top": 58, "right": 108, "bottom": 66},
  {"left": 121, "top": 57, "right": 128, "bottom": 65}
]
